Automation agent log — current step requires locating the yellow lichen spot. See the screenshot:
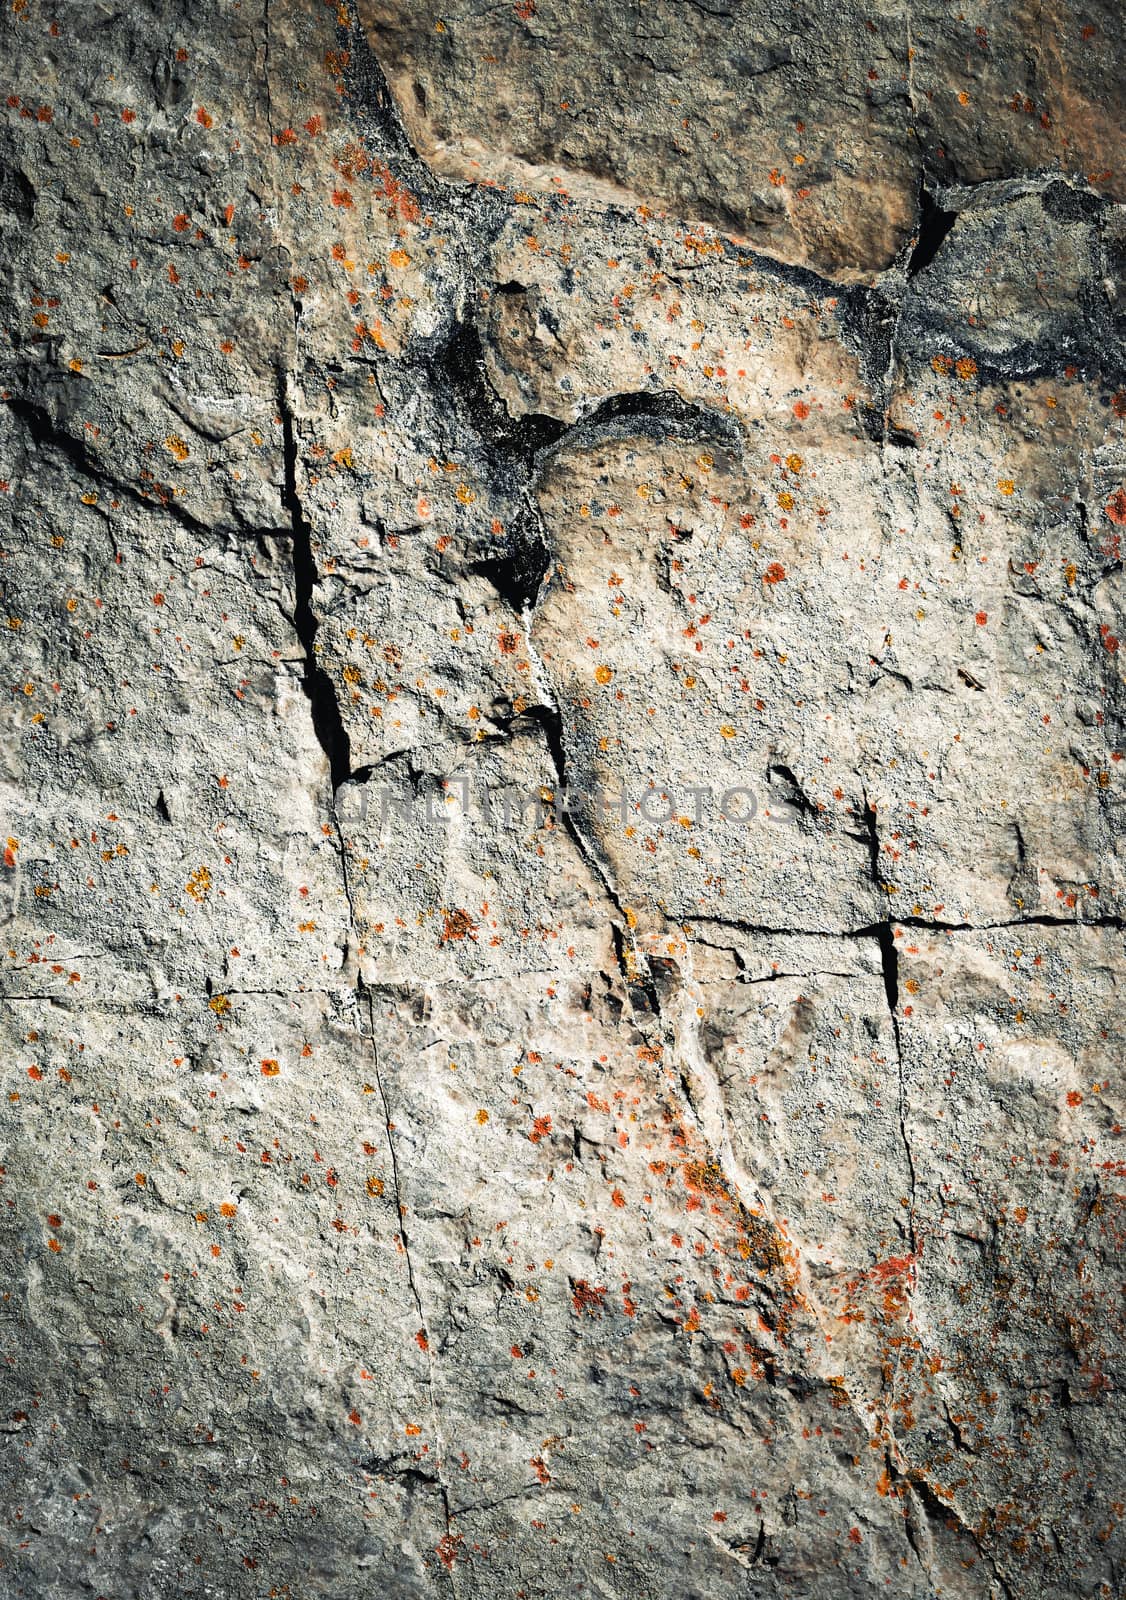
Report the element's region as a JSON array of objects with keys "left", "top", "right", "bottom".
[
  {"left": 954, "top": 356, "right": 977, "bottom": 382},
  {"left": 388, "top": 248, "right": 410, "bottom": 269},
  {"left": 68, "top": 358, "right": 83, "bottom": 373},
  {"left": 7, "top": 617, "right": 21, "bottom": 630},
  {"left": 456, "top": 483, "right": 476, "bottom": 505},
  {"left": 81, "top": 492, "right": 98, "bottom": 506},
  {"left": 333, "top": 447, "right": 354, "bottom": 469},
  {"left": 164, "top": 434, "right": 190, "bottom": 462},
  {"left": 260, "top": 1058, "right": 280, "bottom": 1076},
  {"left": 720, "top": 725, "right": 736, "bottom": 740},
  {"left": 366, "top": 1175, "right": 385, "bottom": 1197},
  {"left": 341, "top": 663, "right": 361, "bottom": 685},
  {"left": 594, "top": 663, "right": 613, "bottom": 685},
  {"left": 997, "top": 479, "right": 1014, "bottom": 495},
  {"left": 777, "top": 490, "right": 794, "bottom": 511},
  {"left": 185, "top": 865, "right": 212, "bottom": 902},
  {"left": 208, "top": 994, "right": 231, "bottom": 1015},
  {"left": 785, "top": 453, "right": 803, "bottom": 474},
  {"left": 475, "top": 1108, "right": 489, "bottom": 1124}
]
